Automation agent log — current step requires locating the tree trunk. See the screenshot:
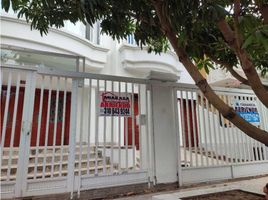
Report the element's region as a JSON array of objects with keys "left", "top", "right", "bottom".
[
  {"left": 217, "top": 19, "right": 268, "bottom": 109},
  {"left": 259, "top": 4, "right": 268, "bottom": 24},
  {"left": 152, "top": 1, "right": 268, "bottom": 145}
]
